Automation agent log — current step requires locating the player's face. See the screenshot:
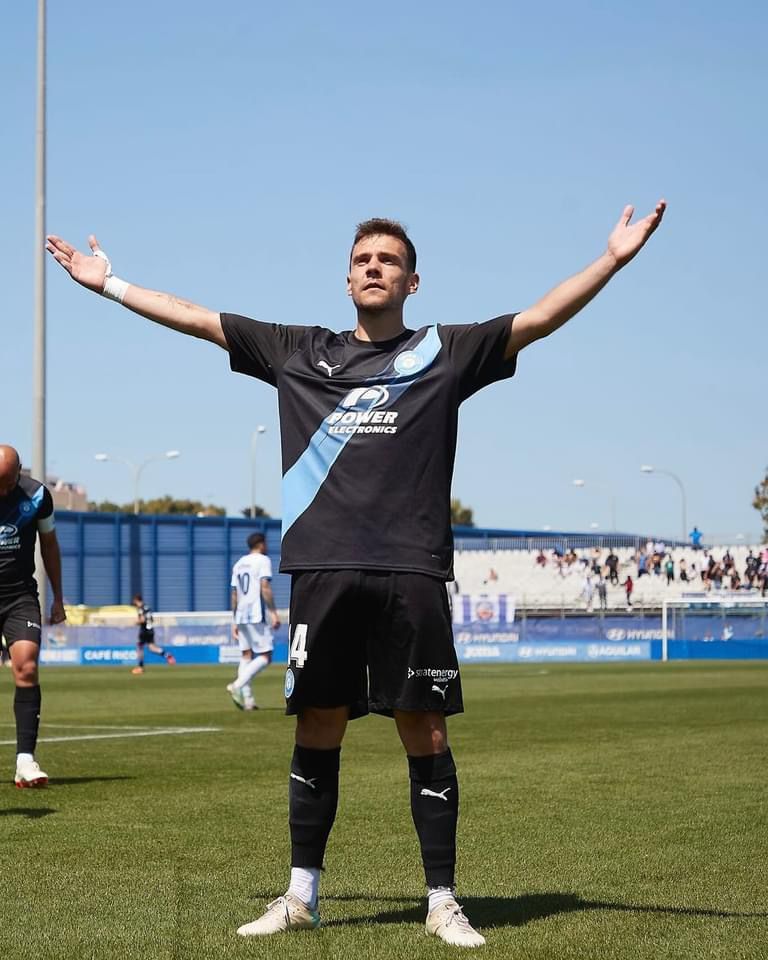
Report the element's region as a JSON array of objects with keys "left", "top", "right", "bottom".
[{"left": 347, "top": 235, "right": 419, "bottom": 312}]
